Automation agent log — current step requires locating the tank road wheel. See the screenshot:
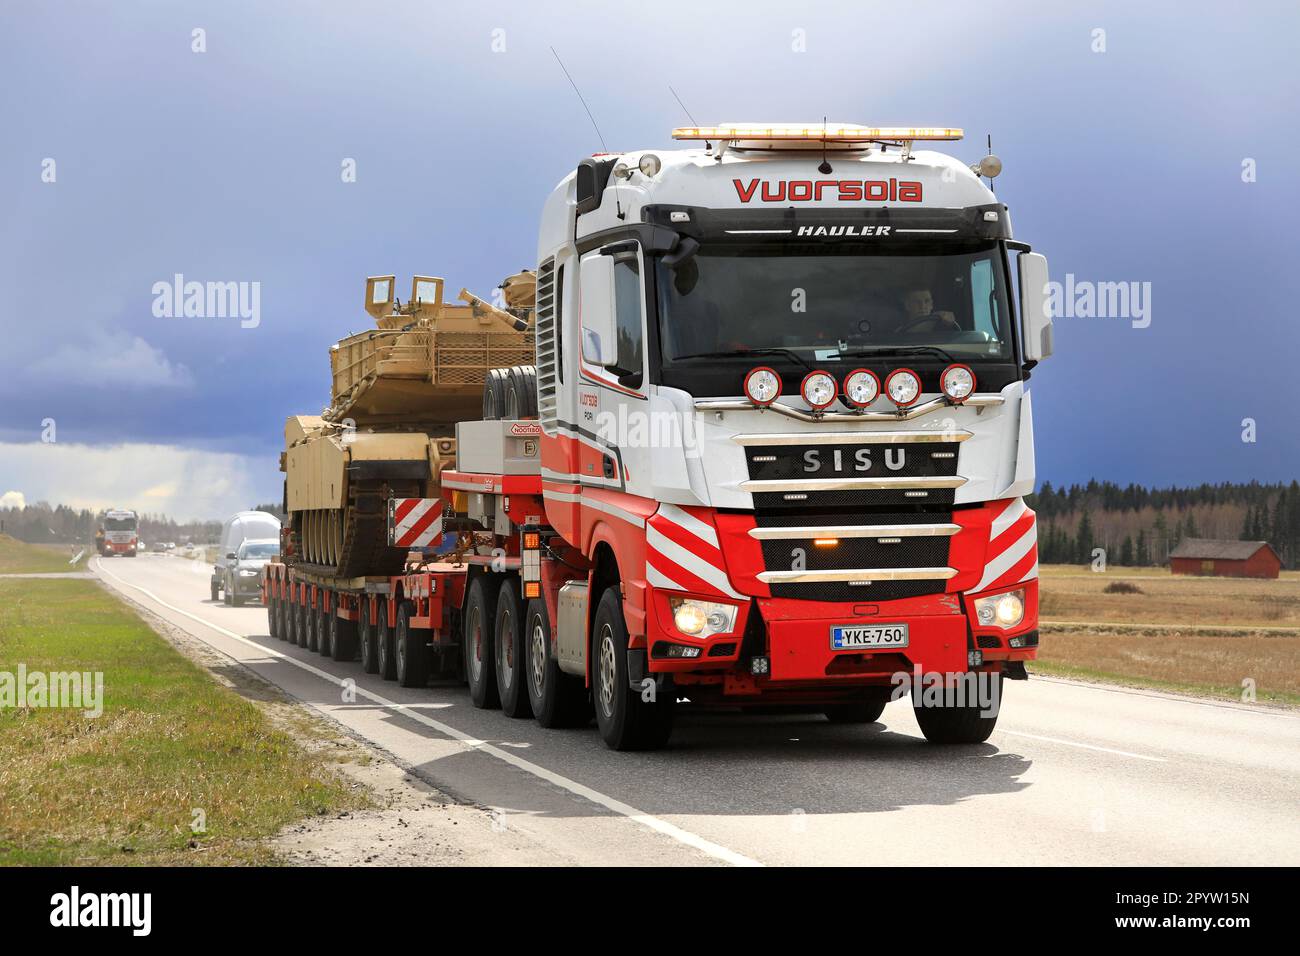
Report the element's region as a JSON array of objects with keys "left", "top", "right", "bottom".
[
  {"left": 358, "top": 600, "right": 379, "bottom": 674},
  {"left": 524, "top": 597, "right": 589, "bottom": 728},
  {"left": 824, "top": 689, "right": 891, "bottom": 724},
  {"left": 395, "top": 600, "right": 430, "bottom": 688},
  {"left": 591, "top": 588, "right": 674, "bottom": 751},
  {"left": 913, "top": 673, "right": 1002, "bottom": 744},
  {"left": 375, "top": 597, "right": 397, "bottom": 681},
  {"left": 494, "top": 579, "right": 532, "bottom": 718},
  {"left": 463, "top": 575, "right": 502, "bottom": 709},
  {"left": 332, "top": 601, "right": 359, "bottom": 662}
]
